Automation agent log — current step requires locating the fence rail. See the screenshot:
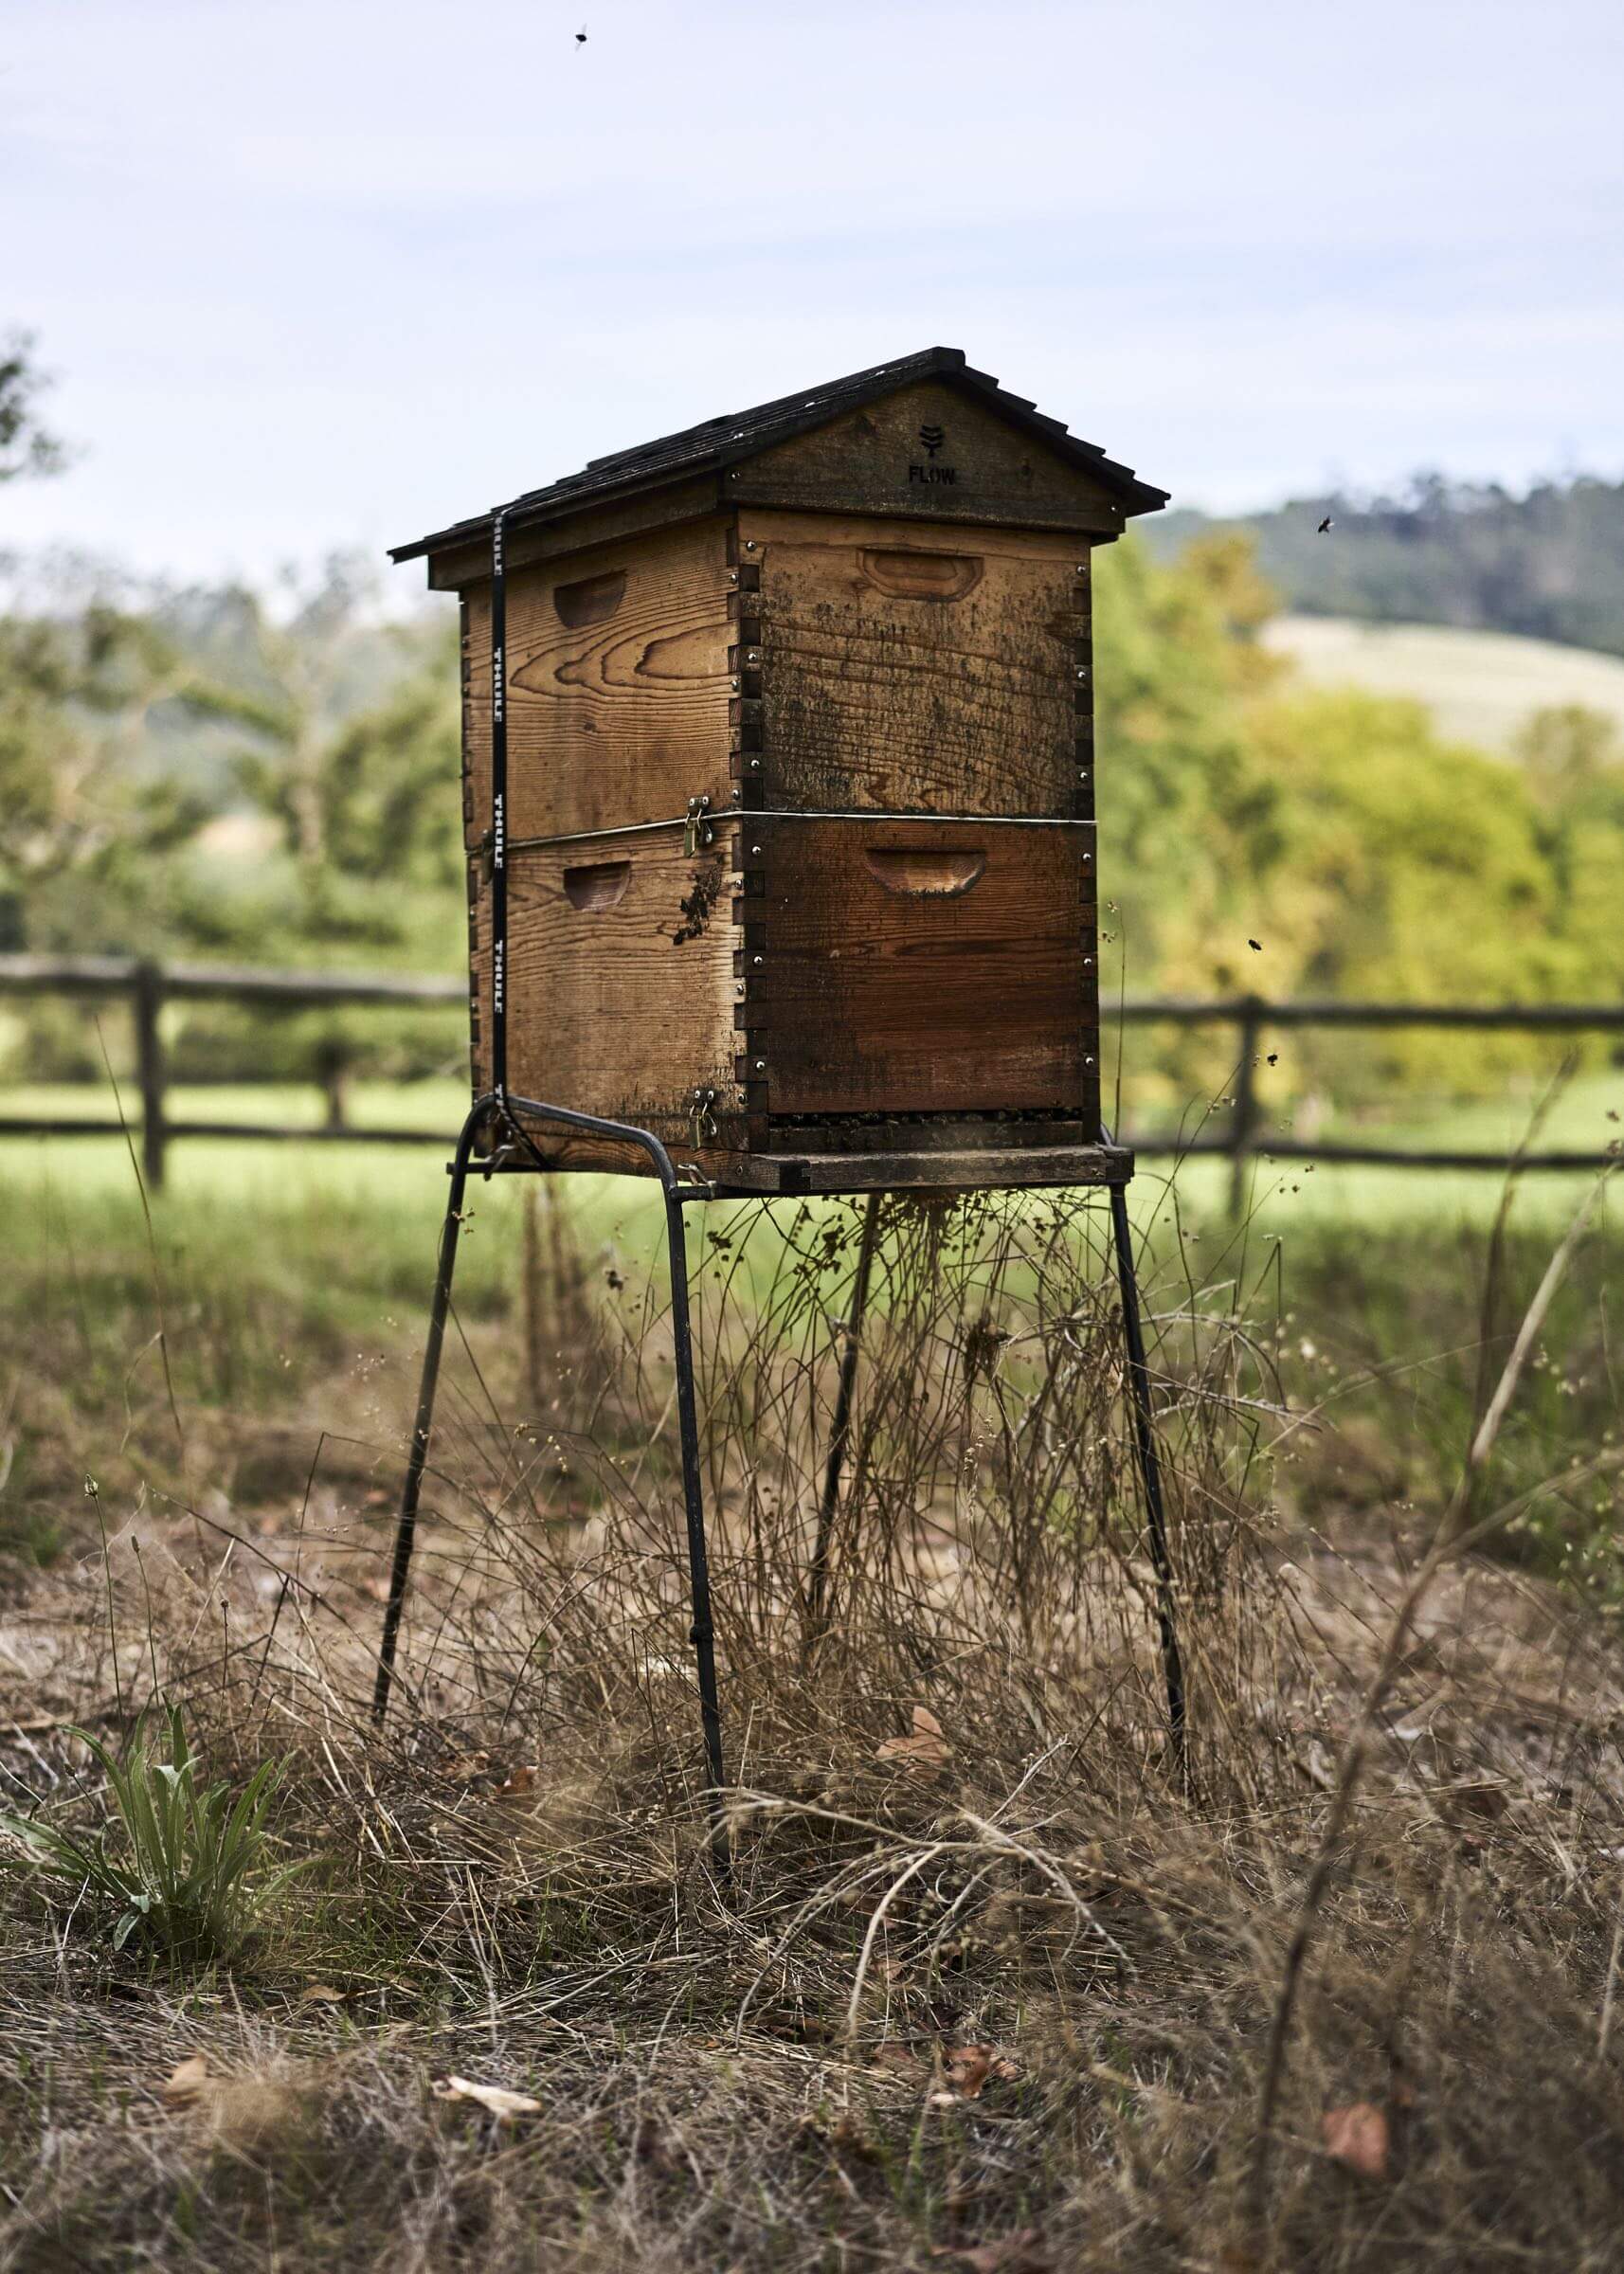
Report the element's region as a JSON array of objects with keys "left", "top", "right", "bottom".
[{"left": 1, "top": 954, "right": 1618, "bottom": 1197}]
